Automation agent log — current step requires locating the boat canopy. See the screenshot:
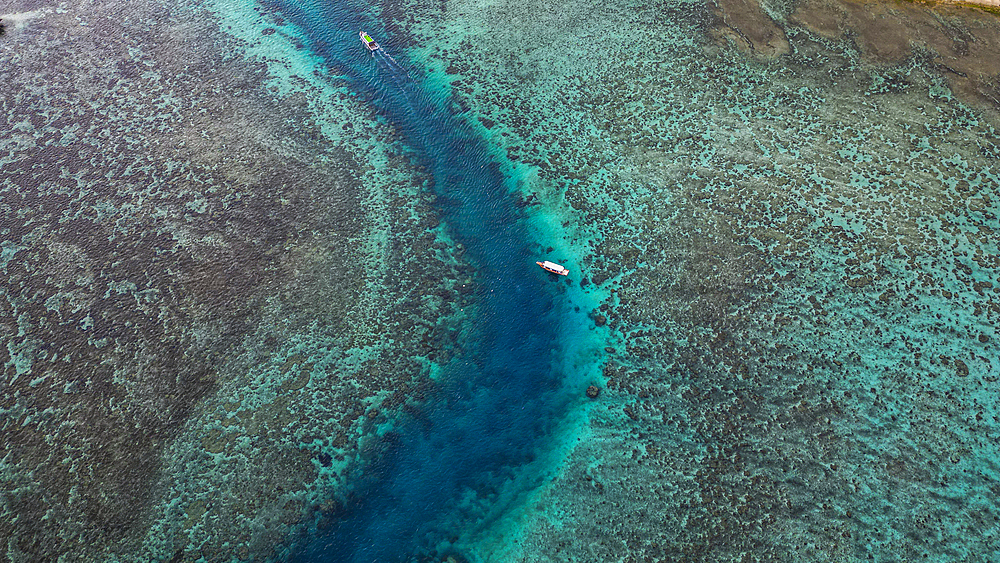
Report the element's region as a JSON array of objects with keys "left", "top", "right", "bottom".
[{"left": 537, "top": 260, "right": 569, "bottom": 275}]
